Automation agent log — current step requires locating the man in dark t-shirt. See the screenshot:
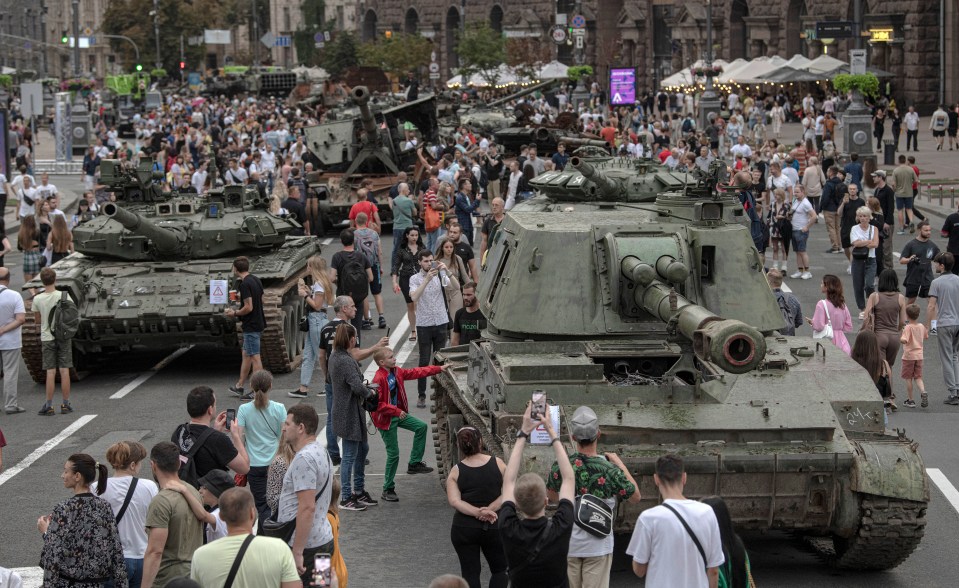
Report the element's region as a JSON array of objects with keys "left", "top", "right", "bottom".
[
  {"left": 227, "top": 256, "right": 265, "bottom": 397},
  {"left": 451, "top": 285, "right": 486, "bottom": 346},
  {"left": 282, "top": 185, "right": 308, "bottom": 236},
  {"left": 941, "top": 205, "right": 959, "bottom": 266},
  {"left": 331, "top": 229, "right": 373, "bottom": 334},
  {"left": 172, "top": 385, "right": 249, "bottom": 485},
  {"left": 900, "top": 221, "right": 941, "bottom": 302}
]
